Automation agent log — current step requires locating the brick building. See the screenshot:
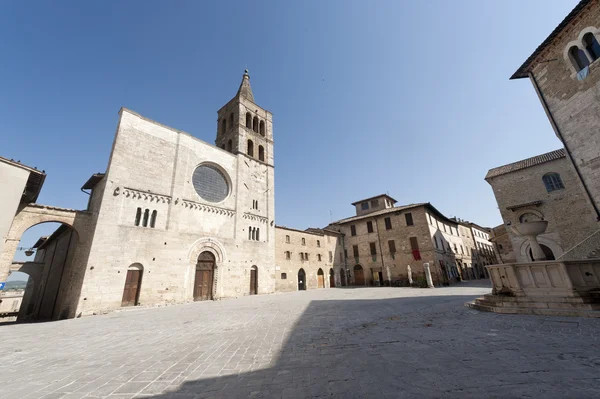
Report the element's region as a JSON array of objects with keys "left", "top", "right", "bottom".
[
  {"left": 486, "top": 149, "right": 599, "bottom": 263},
  {"left": 508, "top": 0, "right": 600, "bottom": 256}
]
